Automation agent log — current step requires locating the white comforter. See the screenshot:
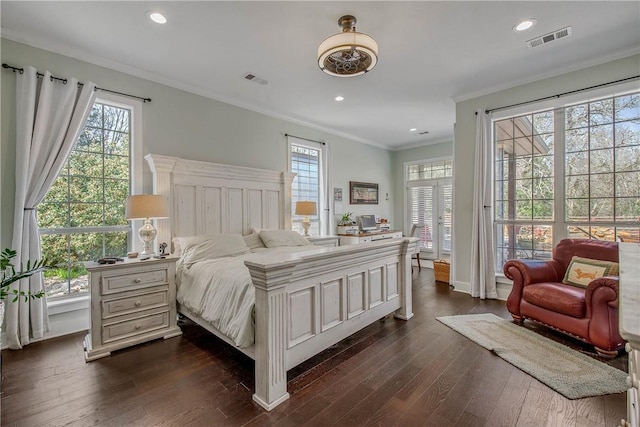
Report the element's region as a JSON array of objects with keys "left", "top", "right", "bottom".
[{"left": 176, "top": 246, "right": 321, "bottom": 348}]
